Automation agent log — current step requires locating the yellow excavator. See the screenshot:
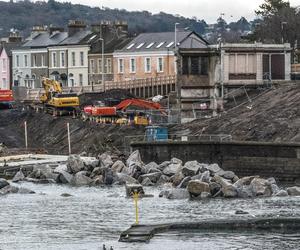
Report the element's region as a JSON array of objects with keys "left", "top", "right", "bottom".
[{"left": 40, "top": 78, "right": 80, "bottom": 115}]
